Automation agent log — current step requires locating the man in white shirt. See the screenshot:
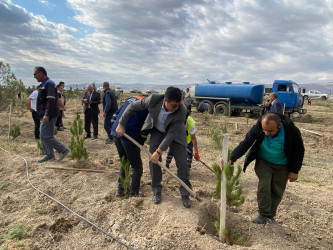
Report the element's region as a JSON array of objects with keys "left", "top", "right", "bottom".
[{"left": 26, "top": 86, "right": 40, "bottom": 139}]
